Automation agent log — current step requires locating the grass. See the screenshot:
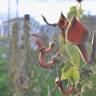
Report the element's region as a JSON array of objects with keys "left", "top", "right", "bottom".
[{"left": 0, "top": 45, "right": 9, "bottom": 96}]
